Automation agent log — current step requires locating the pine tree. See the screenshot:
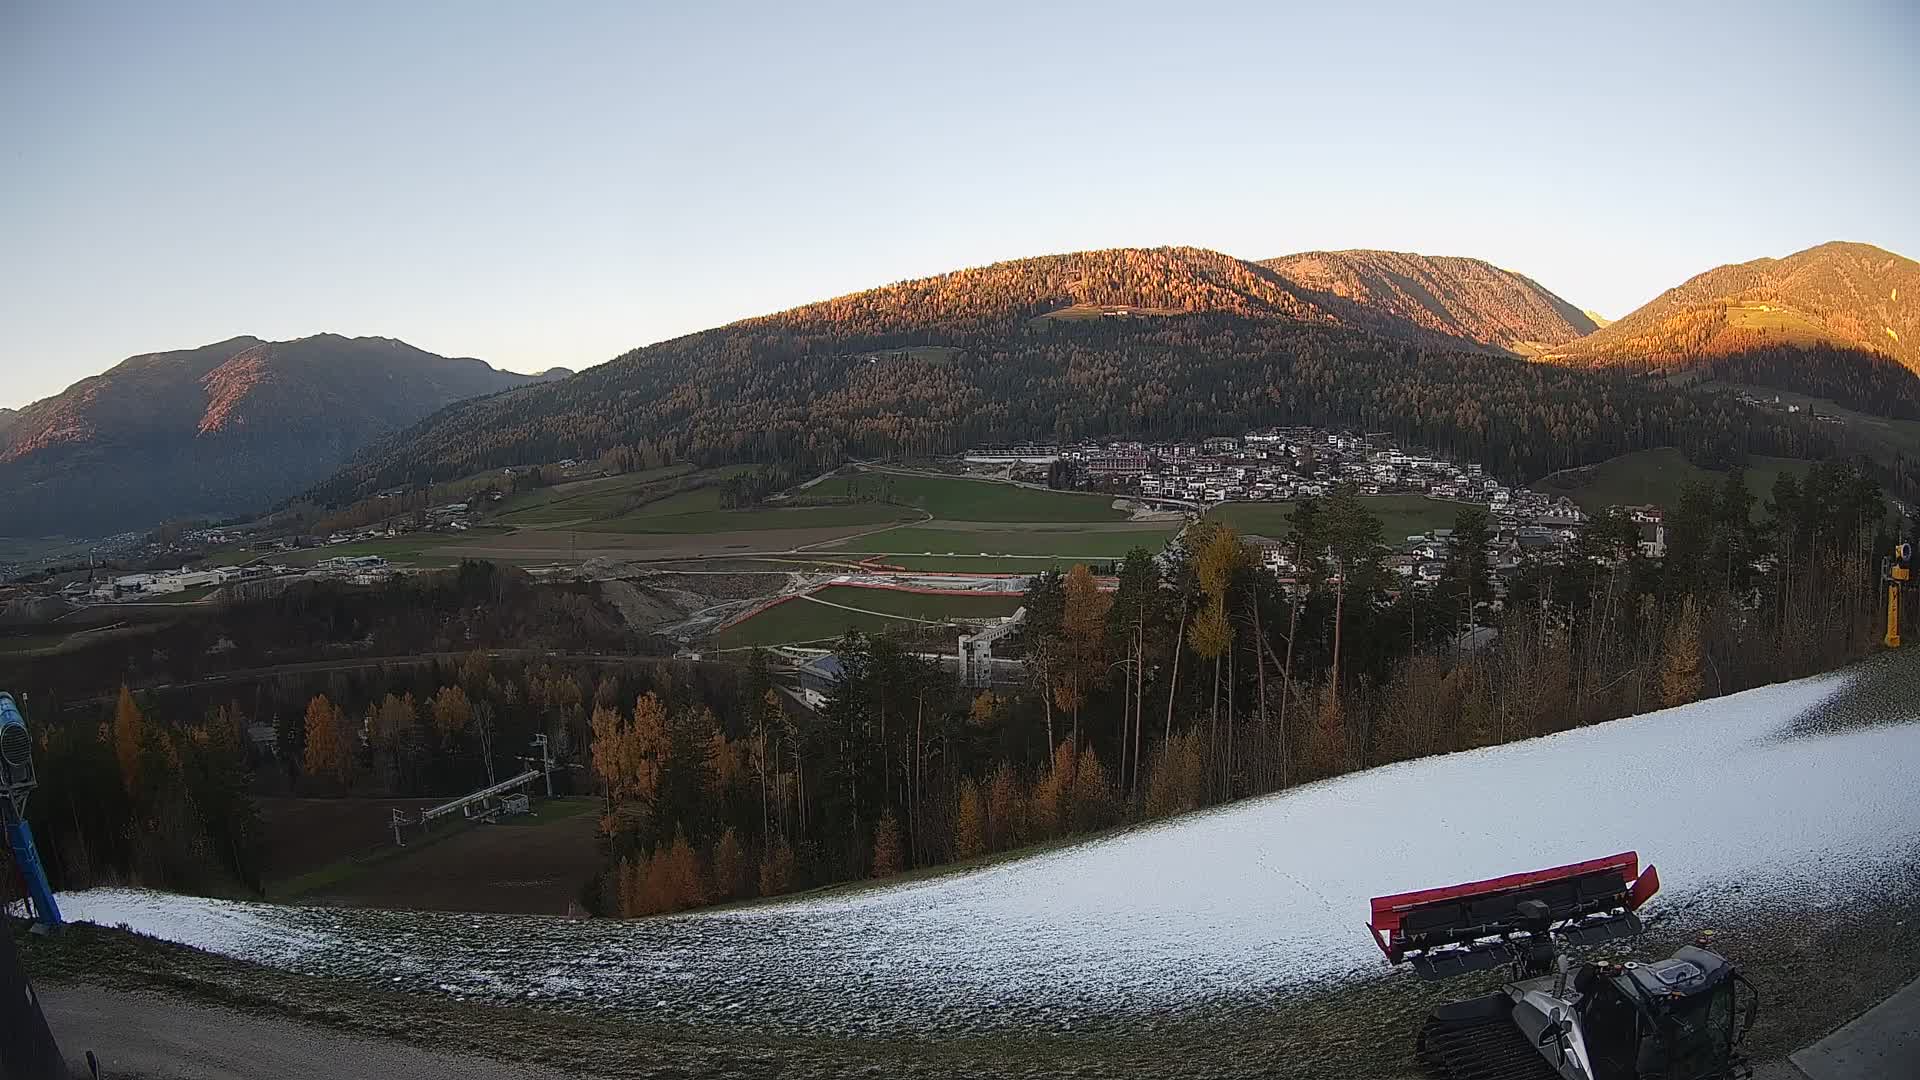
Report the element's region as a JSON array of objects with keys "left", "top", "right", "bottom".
[
  {"left": 953, "top": 779, "right": 985, "bottom": 860},
  {"left": 870, "top": 809, "right": 903, "bottom": 877}
]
